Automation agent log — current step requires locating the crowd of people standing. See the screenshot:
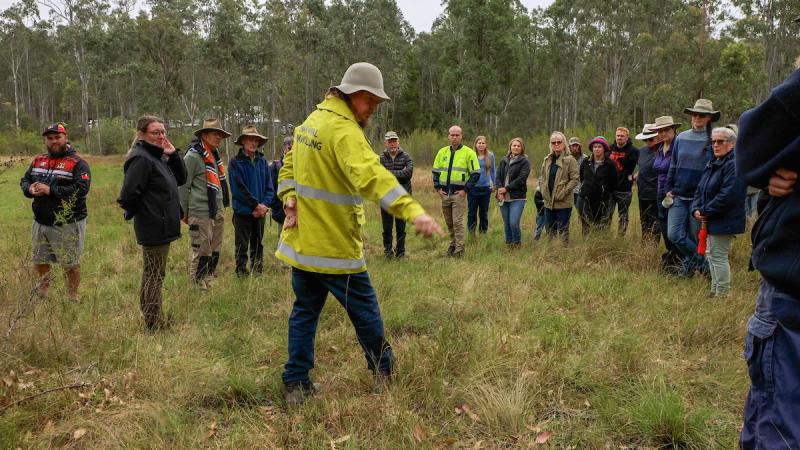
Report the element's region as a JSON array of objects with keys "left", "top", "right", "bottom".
[
  {"left": 17, "top": 60, "right": 800, "bottom": 447},
  {"left": 421, "top": 98, "right": 751, "bottom": 301}
]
